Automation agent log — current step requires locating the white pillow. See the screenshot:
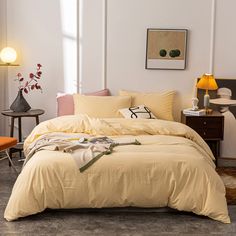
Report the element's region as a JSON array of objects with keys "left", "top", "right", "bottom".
[{"left": 119, "top": 105, "right": 156, "bottom": 119}]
